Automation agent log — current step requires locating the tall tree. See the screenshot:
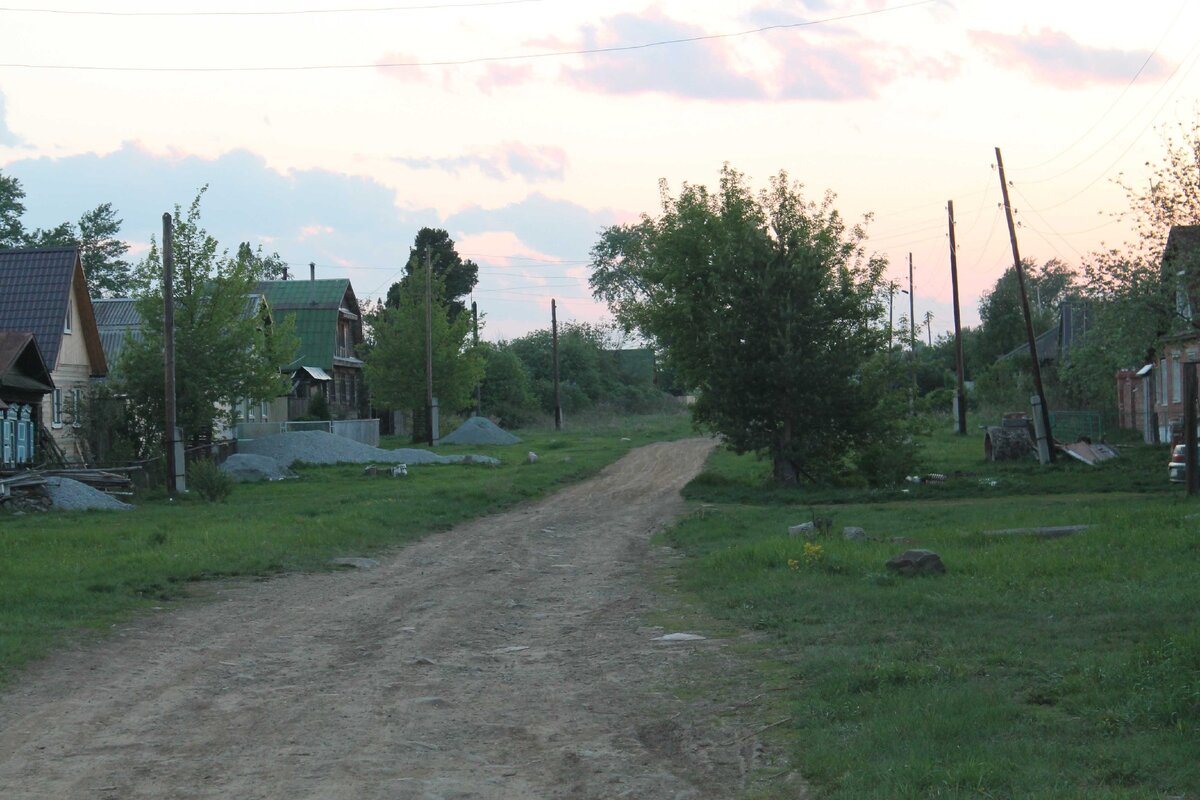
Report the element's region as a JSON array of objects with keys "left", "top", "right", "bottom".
[
  {"left": 590, "top": 165, "right": 902, "bottom": 486},
  {"left": 386, "top": 228, "right": 479, "bottom": 319},
  {"left": 236, "top": 241, "right": 287, "bottom": 280},
  {"left": 119, "top": 190, "right": 296, "bottom": 443},
  {"left": 0, "top": 170, "right": 26, "bottom": 248},
  {"left": 76, "top": 203, "right": 132, "bottom": 297},
  {"left": 975, "top": 258, "right": 1076, "bottom": 363},
  {"left": 364, "top": 271, "right": 483, "bottom": 416}
]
